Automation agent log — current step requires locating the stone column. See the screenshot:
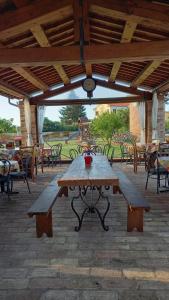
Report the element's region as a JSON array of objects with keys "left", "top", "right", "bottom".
[
  {"left": 129, "top": 103, "right": 140, "bottom": 140},
  {"left": 157, "top": 93, "right": 165, "bottom": 142},
  {"left": 19, "top": 100, "right": 38, "bottom": 146}
]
